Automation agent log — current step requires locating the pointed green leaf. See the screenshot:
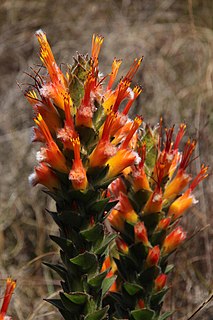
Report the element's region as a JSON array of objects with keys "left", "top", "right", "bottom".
[
  {"left": 85, "top": 305, "right": 109, "bottom": 320},
  {"left": 165, "top": 264, "right": 174, "bottom": 274},
  {"left": 150, "top": 288, "right": 168, "bottom": 307},
  {"left": 45, "top": 298, "right": 67, "bottom": 311},
  {"left": 70, "top": 251, "right": 98, "bottom": 272},
  {"left": 43, "top": 262, "right": 67, "bottom": 281},
  {"left": 94, "top": 233, "right": 117, "bottom": 255},
  {"left": 88, "top": 269, "right": 108, "bottom": 288},
  {"left": 128, "top": 189, "right": 152, "bottom": 213},
  {"left": 60, "top": 292, "right": 80, "bottom": 314},
  {"left": 88, "top": 198, "right": 110, "bottom": 214},
  {"left": 64, "top": 292, "right": 88, "bottom": 305},
  {"left": 123, "top": 282, "right": 144, "bottom": 296},
  {"left": 50, "top": 235, "right": 76, "bottom": 257},
  {"left": 139, "top": 266, "right": 160, "bottom": 287},
  {"left": 159, "top": 311, "right": 174, "bottom": 320},
  {"left": 80, "top": 223, "right": 104, "bottom": 242},
  {"left": 101, "top": 275, "right": 117, "bottom": 297},
  {"left": 131, "top": 308, "right": 155, "bottom": 320}
]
